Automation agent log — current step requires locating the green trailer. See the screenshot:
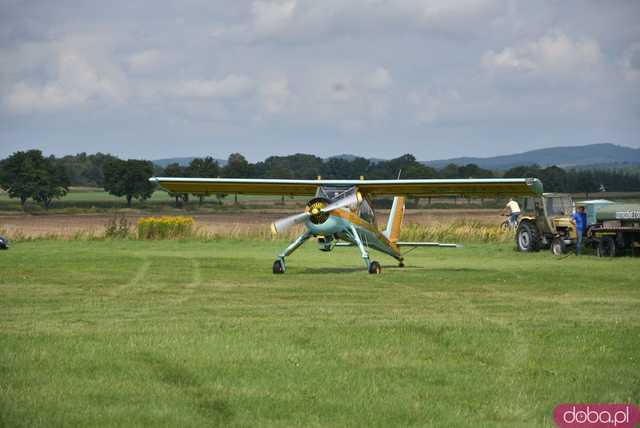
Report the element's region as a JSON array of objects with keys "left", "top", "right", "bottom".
[{"left": 587, "top": 203, "right": 640, "bottom": 257}]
